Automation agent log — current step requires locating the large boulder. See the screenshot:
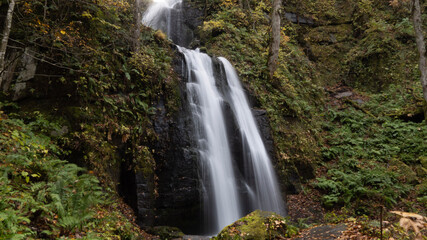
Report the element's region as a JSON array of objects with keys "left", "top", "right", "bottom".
[{"left": 214, "top": 210, "right": 298, "bottom": 240}]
